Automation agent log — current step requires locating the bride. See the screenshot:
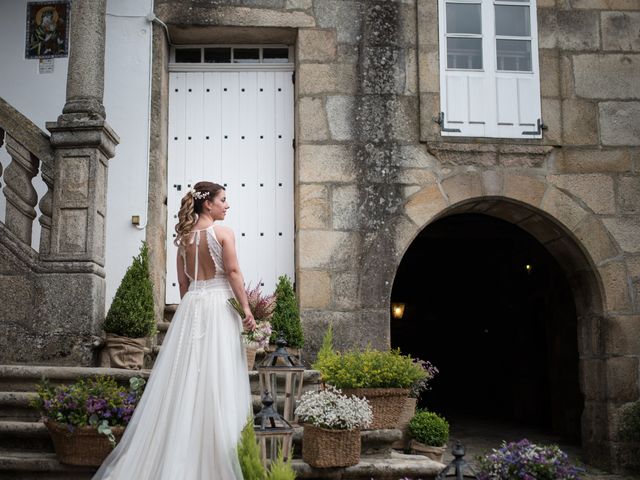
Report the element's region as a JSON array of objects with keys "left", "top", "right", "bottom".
[{"left": 93, "top": 181, "right": 256, "bottom": 479}]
